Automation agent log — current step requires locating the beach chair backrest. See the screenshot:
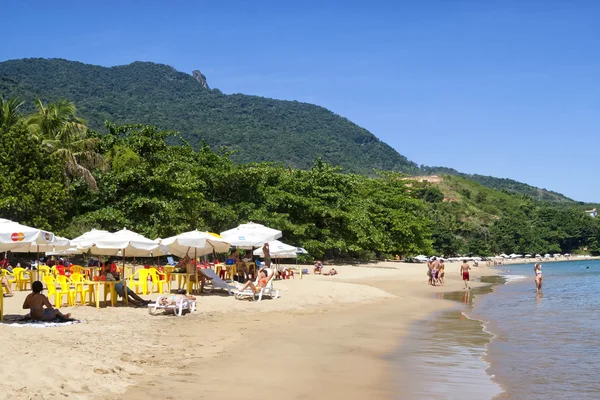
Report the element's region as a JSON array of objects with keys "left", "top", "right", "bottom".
[{"left": 167, "top": 256, "right": 176, "bottom": 266}]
